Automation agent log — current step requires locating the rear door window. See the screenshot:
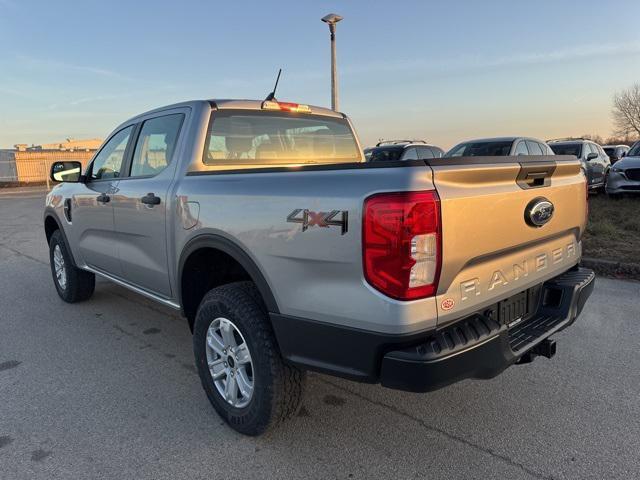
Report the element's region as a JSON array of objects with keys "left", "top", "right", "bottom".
[
  {"left": 401, "top": 148, "right": 419, "bottom": 161},
  {"left": 129, "top": 114, "right": 184, "bottom": 177},
  {"left": 525, "top": 141, "right": 544, "bottom": 155},
  {"left": 514, "top": 141, "right": 529, "bottom": 155},
  {"left": 416, "top": 146, "right": 434, "bottom": 160},
  {"left": 430, "top": 147, "right": 444, "bottom": 158},
  {"left": 540, "top": 143, "right": 552, "bottom": 155}
]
